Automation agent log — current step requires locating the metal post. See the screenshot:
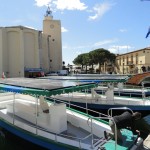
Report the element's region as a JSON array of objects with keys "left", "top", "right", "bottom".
[
  {"left": 114, "top": 121, "right": 117, "bottom": 149},
  {"left": 91, "top": 118, "right": 94, "bottom": 149},
  {"left": 68, "top": 93, "right": 71, "bottom": 108},
  {"left": 35, "top": 96, "right": 38, "bottom": 135},
  {"left": 13, "top": 93, "right": 16, "bottom": 125},
  {"left": 85, "top": 89, "right": 88, "bottom": 114}
]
